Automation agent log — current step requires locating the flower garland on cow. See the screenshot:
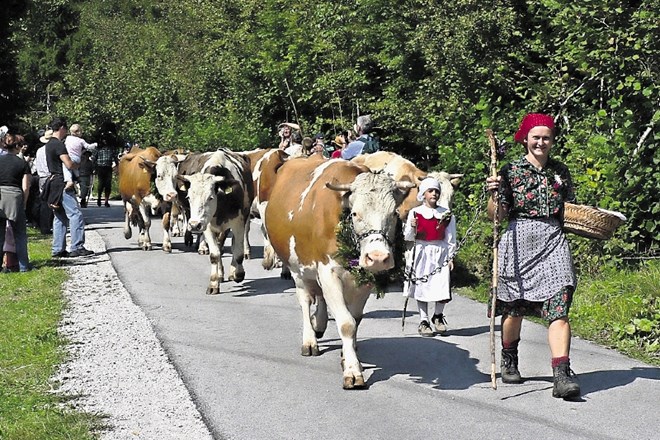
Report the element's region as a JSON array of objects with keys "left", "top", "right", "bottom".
[{"left": 334, "top": 210, "right": 406, "bottom": 297}]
